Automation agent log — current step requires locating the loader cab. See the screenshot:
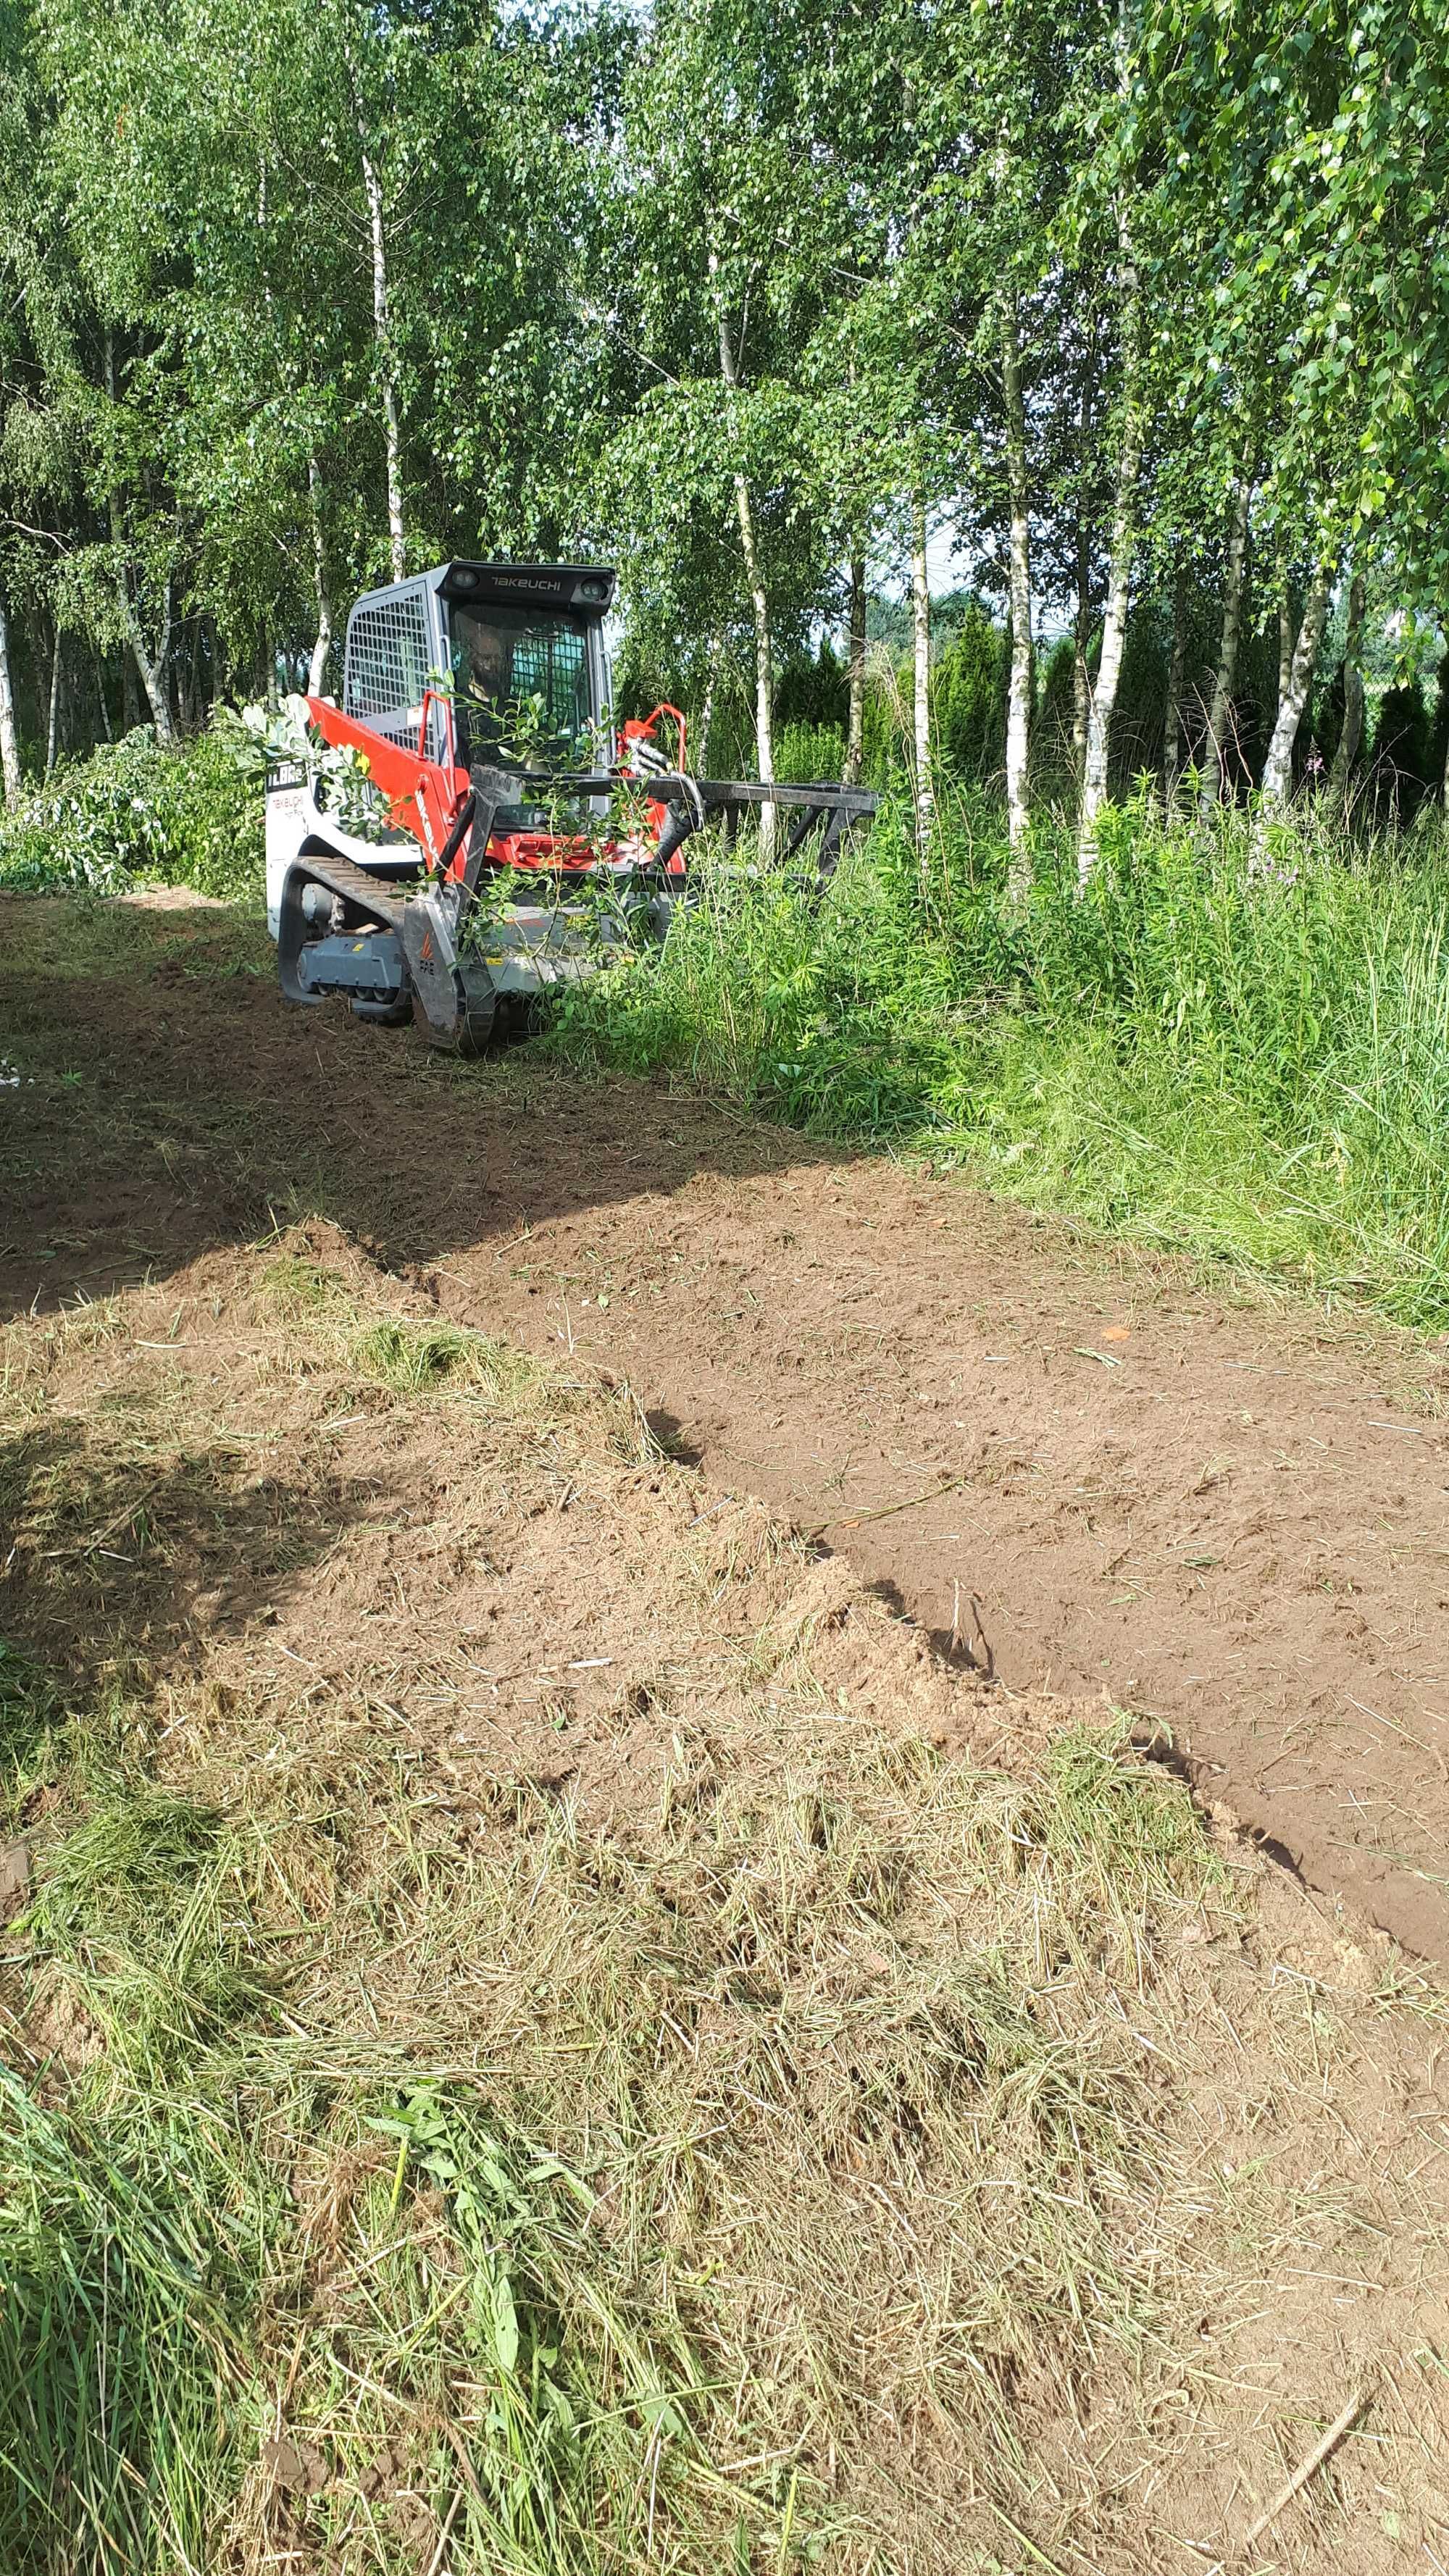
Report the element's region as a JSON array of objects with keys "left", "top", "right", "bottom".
[{"left": 341, "top": 561, "right": 617, "bottom": 777}]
